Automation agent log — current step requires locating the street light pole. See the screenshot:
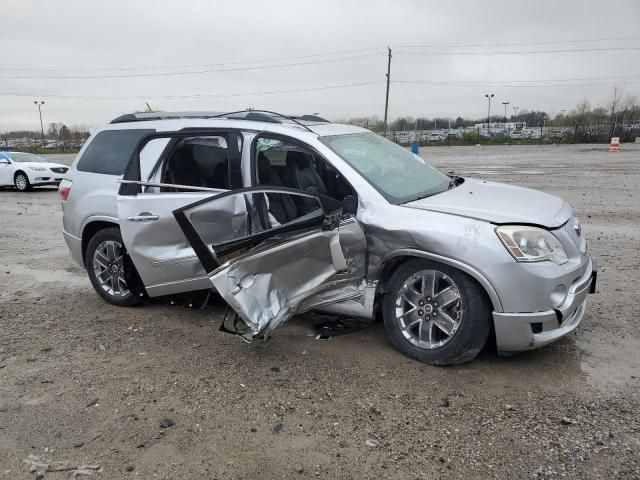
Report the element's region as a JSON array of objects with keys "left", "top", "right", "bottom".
[
  {"left": 485, "top": 93, "right": 494, "bottom": 130},
  {"left": 560, "top": 109, "right": 566, "bottom": 129},
  {"left": 33, "top": 100, "right": 45, "bottom": 149},
  {"left": 513, "top": 106, "right": 519, "bottom": 122},
  {"left": 502, "top": 101, "right": 510, "bottom": 125}
]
